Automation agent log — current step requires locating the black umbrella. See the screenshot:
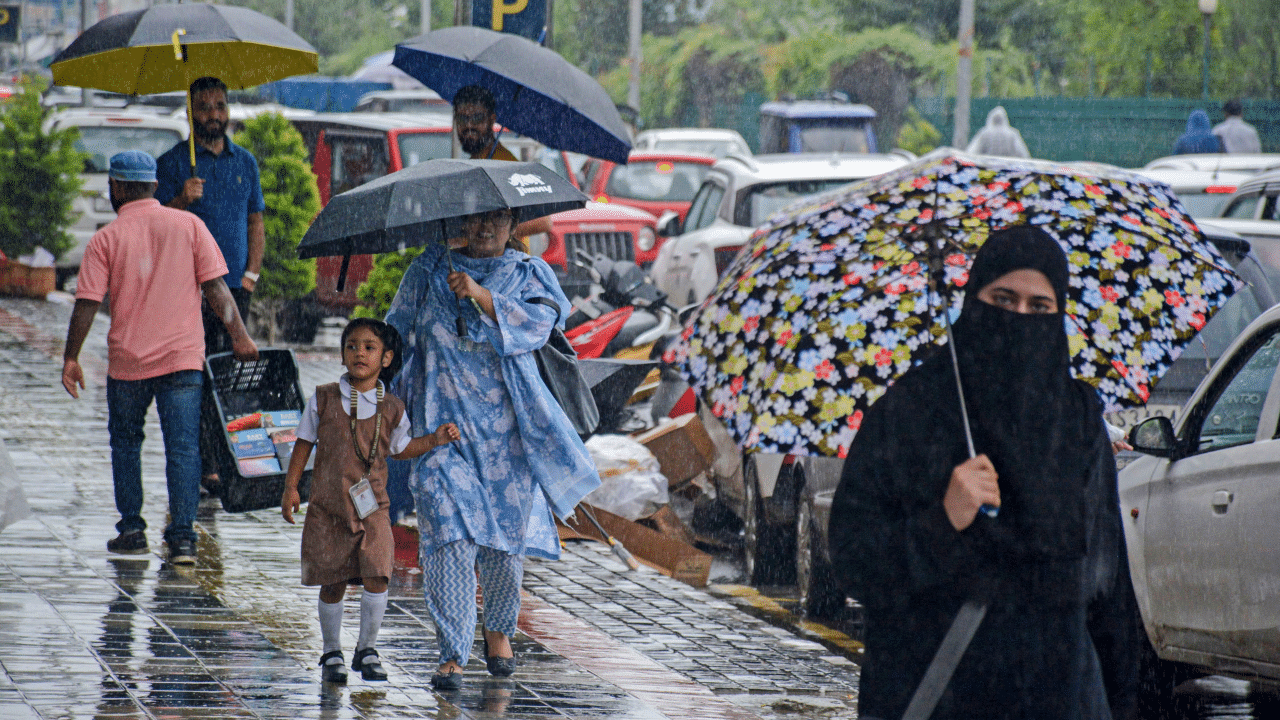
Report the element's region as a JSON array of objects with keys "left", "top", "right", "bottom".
[
  {"left": 296, "top": 158, "right": 587, "bottom": 260},
  {"left": 392, "top": 27, "right": 632, "bottom": 164}
]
